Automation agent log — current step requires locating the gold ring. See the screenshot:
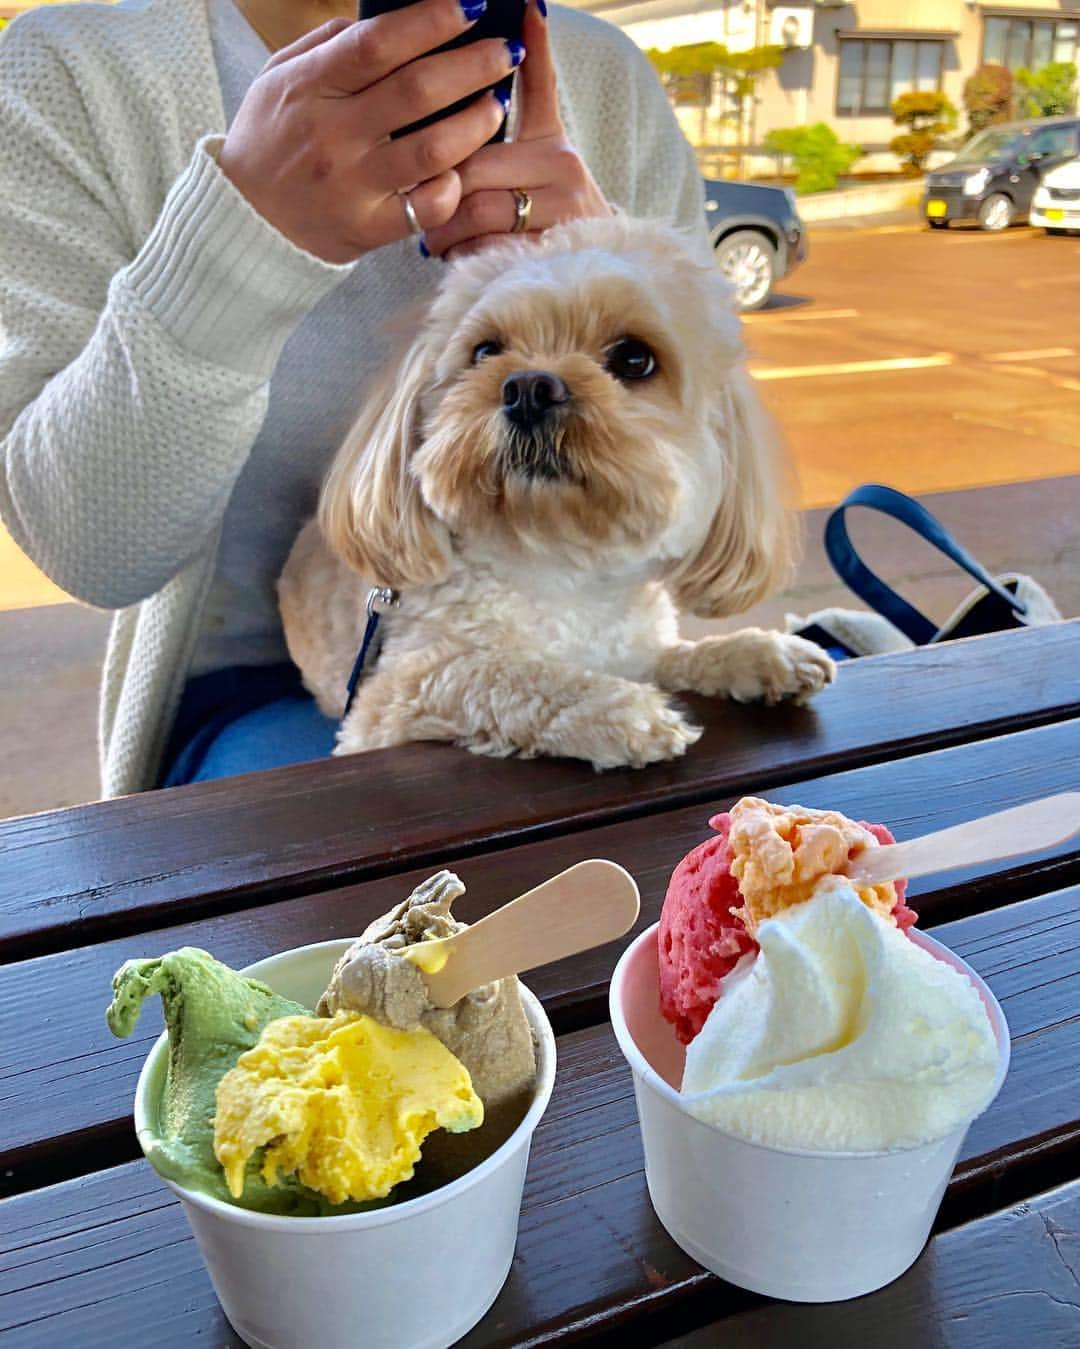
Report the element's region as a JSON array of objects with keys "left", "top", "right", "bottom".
[
  {"left": 399, "top": 190, "right": 423, "bottom": 236},
  {"left": 511, "top": 188, "right": 533, "bottom": 234}
]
